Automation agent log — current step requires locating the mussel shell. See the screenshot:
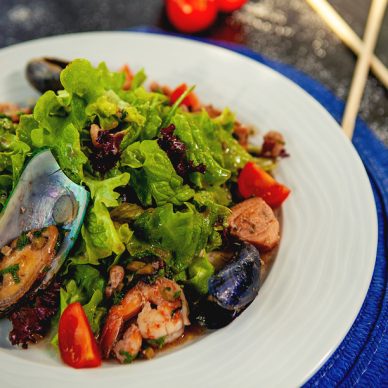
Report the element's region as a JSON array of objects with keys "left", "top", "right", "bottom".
[
  {"left": 0, "top": 150, "right": 89, "bottom": 315},
  {"left": 26, "top": 57, "right": 69, "bottom": 94},
  {"left": 208, "top": 243, "right": 261, "bottom": 311},
  {"left": 189, "top": 298, "right": 237, "bottom": 329}
]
